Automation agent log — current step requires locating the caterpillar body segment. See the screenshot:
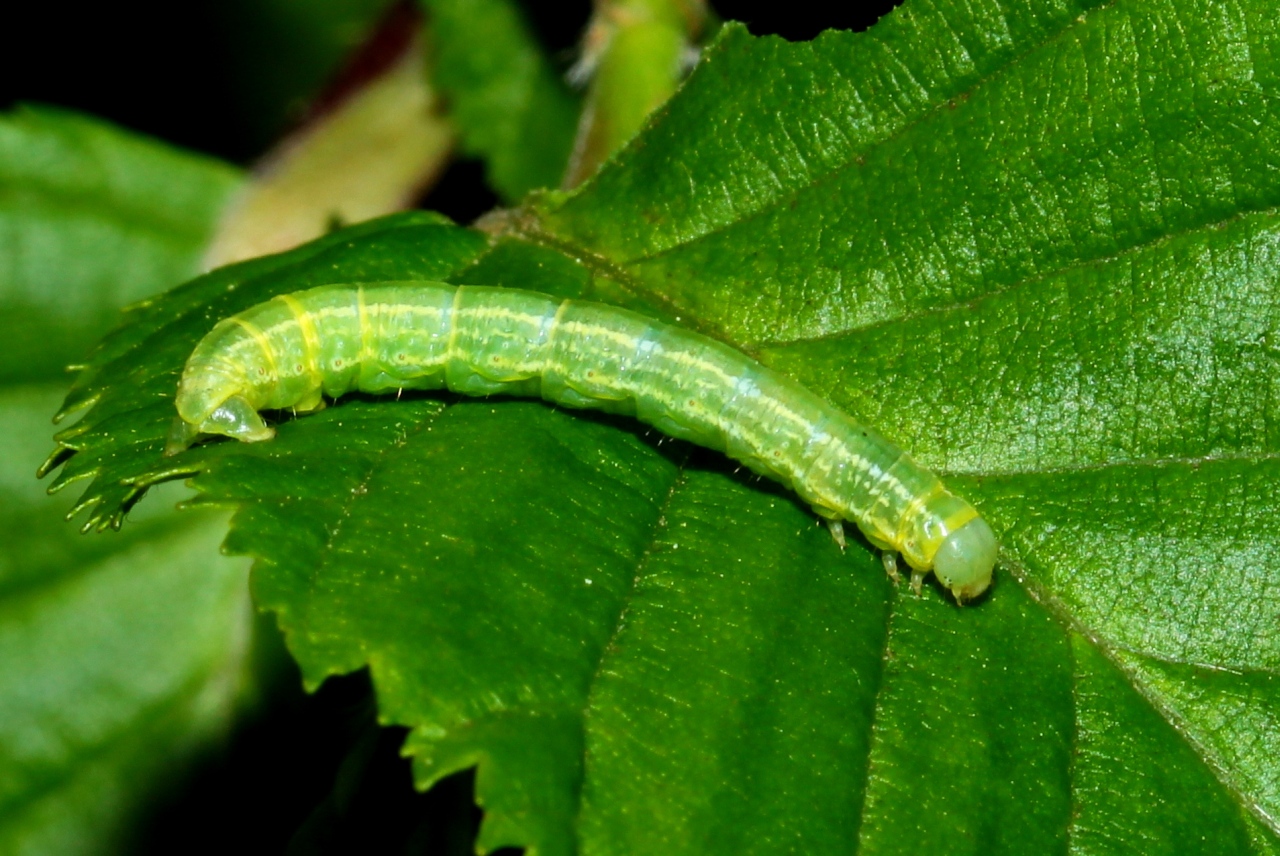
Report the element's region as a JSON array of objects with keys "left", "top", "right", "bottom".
[{"left": 169, "top": 282, "right": 997, "bottom": 601}]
